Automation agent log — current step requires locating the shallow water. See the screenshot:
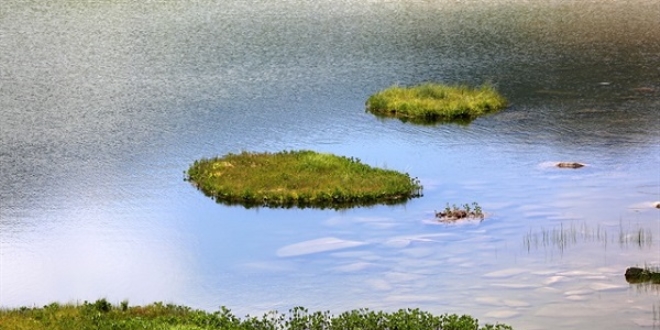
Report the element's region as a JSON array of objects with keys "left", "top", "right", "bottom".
[{"left": 1, "top": 1, "right": 659, "bottom": 329}]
